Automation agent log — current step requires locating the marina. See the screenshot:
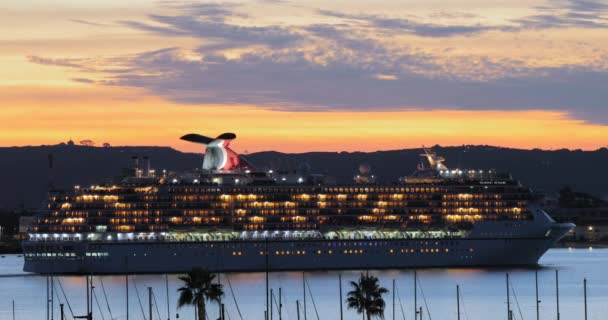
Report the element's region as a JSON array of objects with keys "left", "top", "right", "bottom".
[{"left": 1, "top": 248, "right": 606, "bottom": 320}]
